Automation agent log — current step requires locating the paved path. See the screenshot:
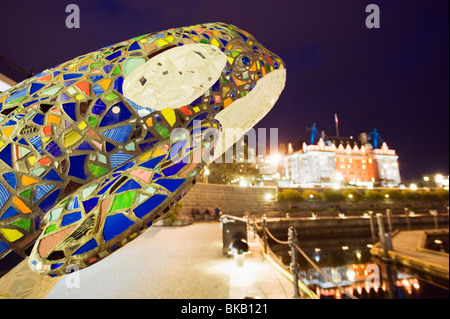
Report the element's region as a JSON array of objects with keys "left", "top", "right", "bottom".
[{"left": 41, "top": 222, "right": 296, "bottom": 299}]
